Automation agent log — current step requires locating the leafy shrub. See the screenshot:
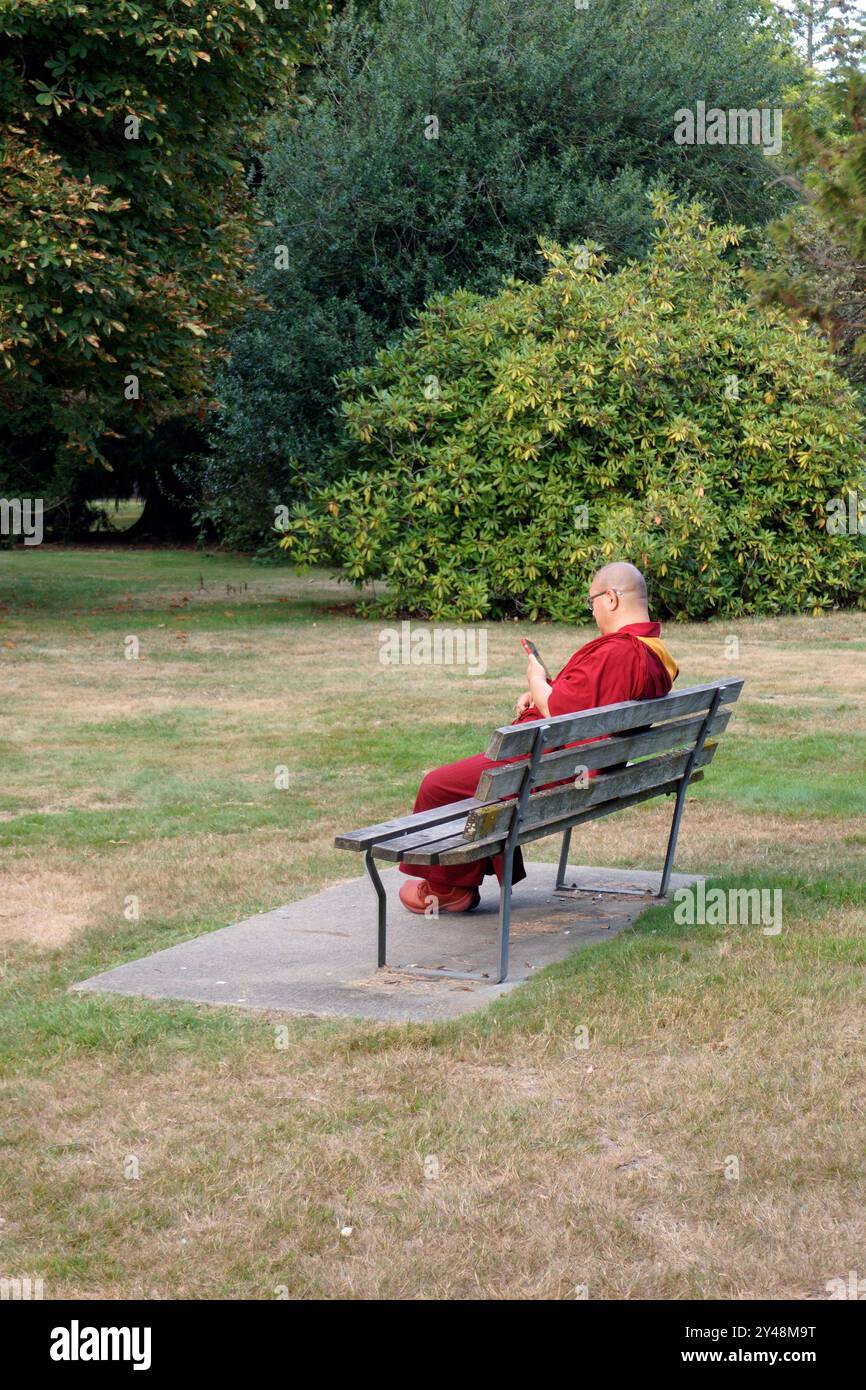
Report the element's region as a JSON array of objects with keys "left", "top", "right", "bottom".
[
  {"left": 280, "top": 198, "right": 866, "bottom": 620},
  {"left": 202, "top": 0, "right": 801, "bottom": 547}
]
